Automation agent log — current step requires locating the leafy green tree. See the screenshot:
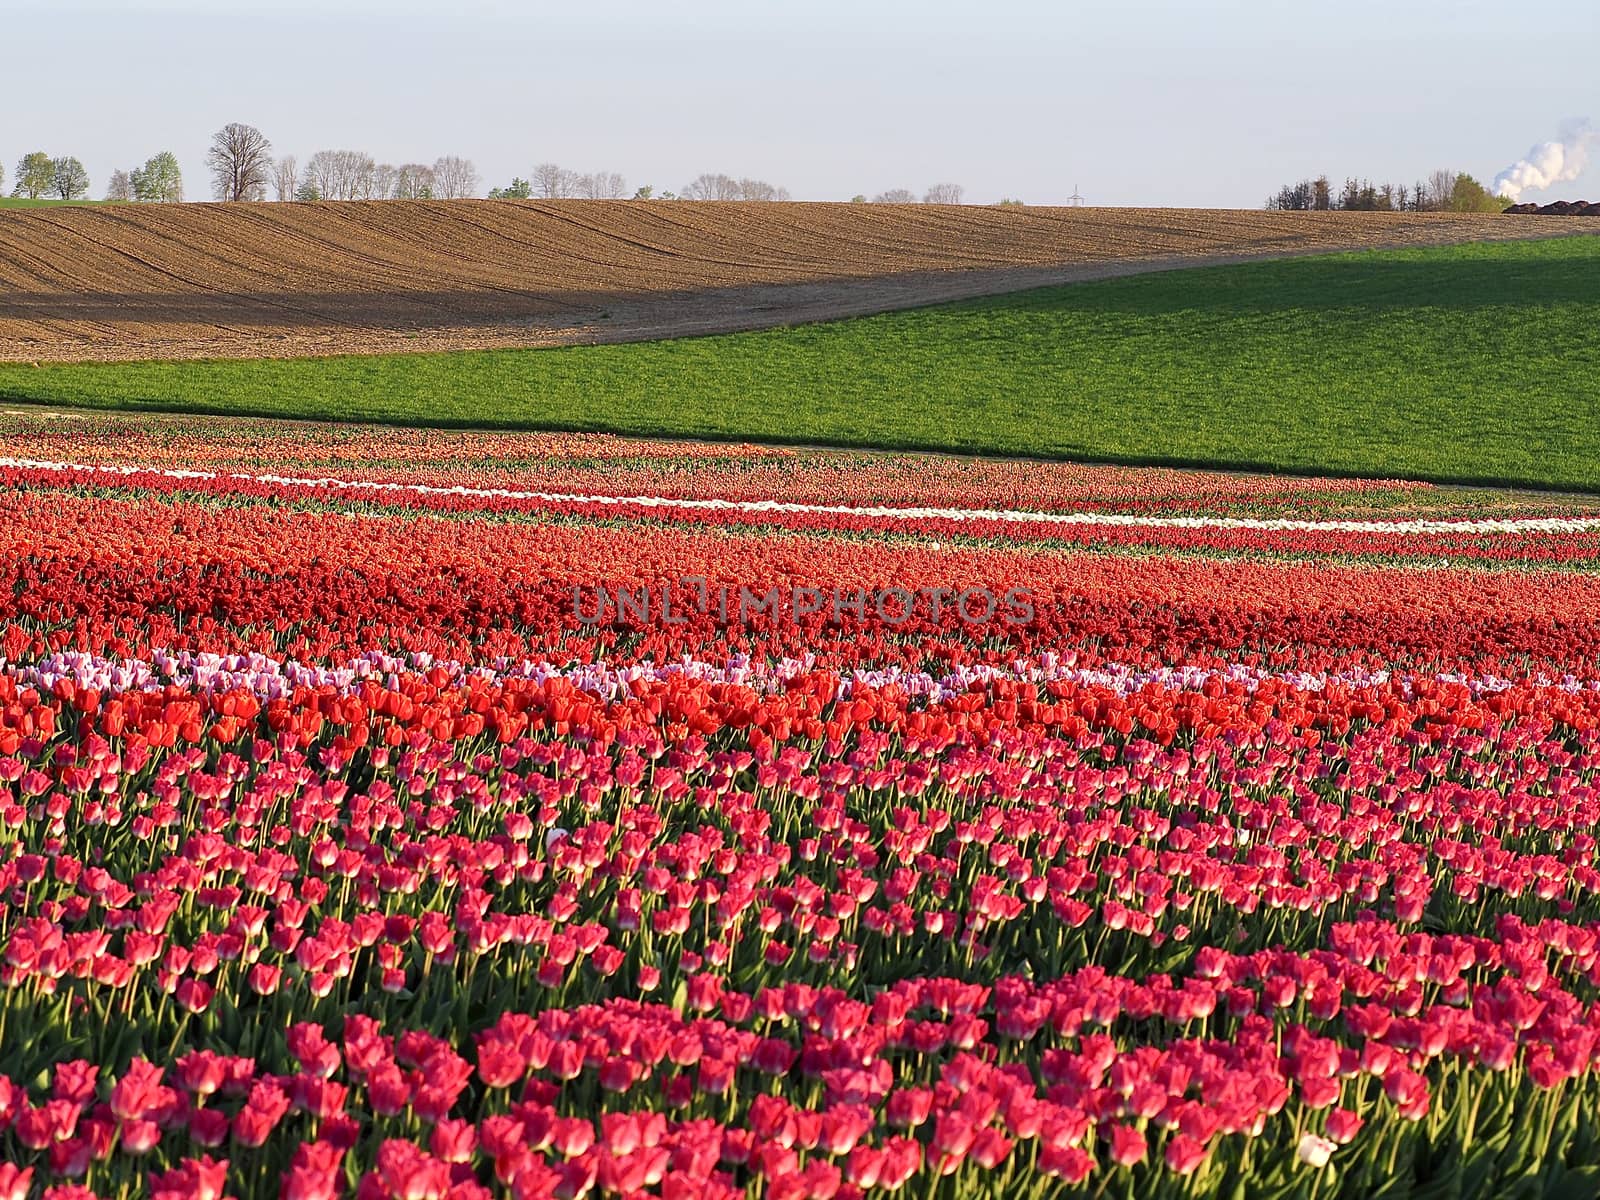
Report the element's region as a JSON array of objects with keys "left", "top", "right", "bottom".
[
  {"left": 13, "top": 152, "right": 53, "bottom": 199},
  {"left": 1448, "top": 173, "right": 1510, "bottom": 213},
  {"left": 632, "top": 185, "right": 655, "bottom": 200},
  {"left": 131, "top": 152, "right": 183, "bottom": 203},
  {"left": 488, "top": 177, "right": 532, "bottom": 200},
  {"left": 50, "top": 156, "right": 89, "bottom": 201},
  {"left": 294, "top": 181, "right": 322, "bottom": 202},
  {"left": 849, "top": 194, "right": 867, "bottom": 204}
]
